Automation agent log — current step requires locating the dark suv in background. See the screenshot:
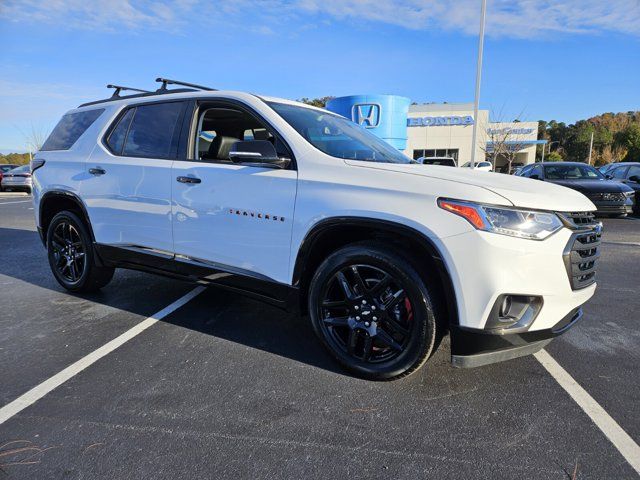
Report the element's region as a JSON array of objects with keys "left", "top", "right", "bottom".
[
  {"left": 517, "top": 162, "right": 635, "bottom": 217},
  {"left": 603, "top": 162, "right": 640, "bottom": 215}
]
